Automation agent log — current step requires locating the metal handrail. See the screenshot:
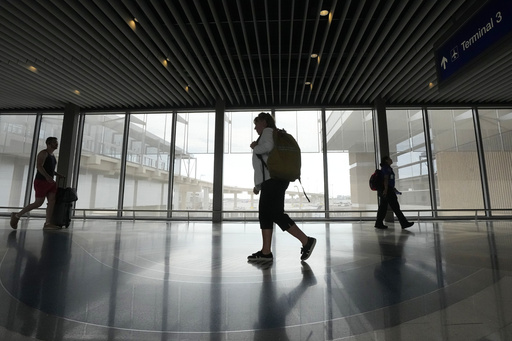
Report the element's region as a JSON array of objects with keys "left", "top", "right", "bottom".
[{"left": 2, "top": 207, "right": 512, "bottom": 222}]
